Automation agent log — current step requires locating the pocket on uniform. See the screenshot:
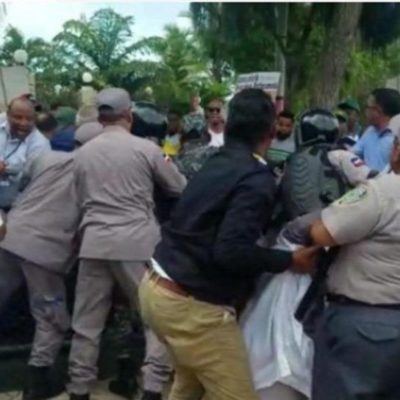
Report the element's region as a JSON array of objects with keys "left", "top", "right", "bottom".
[{"left": 356, "top": 322, "right": 400, "bottom": 343}]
